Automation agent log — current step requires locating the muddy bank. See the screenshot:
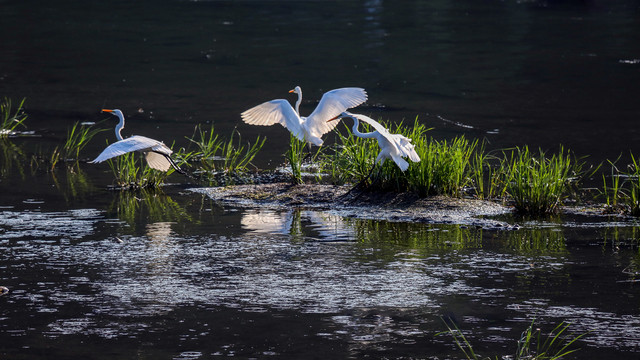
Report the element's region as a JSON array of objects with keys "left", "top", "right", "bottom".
[{"left": 190, "top": 183, "right": 518, "bottom": 230}]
